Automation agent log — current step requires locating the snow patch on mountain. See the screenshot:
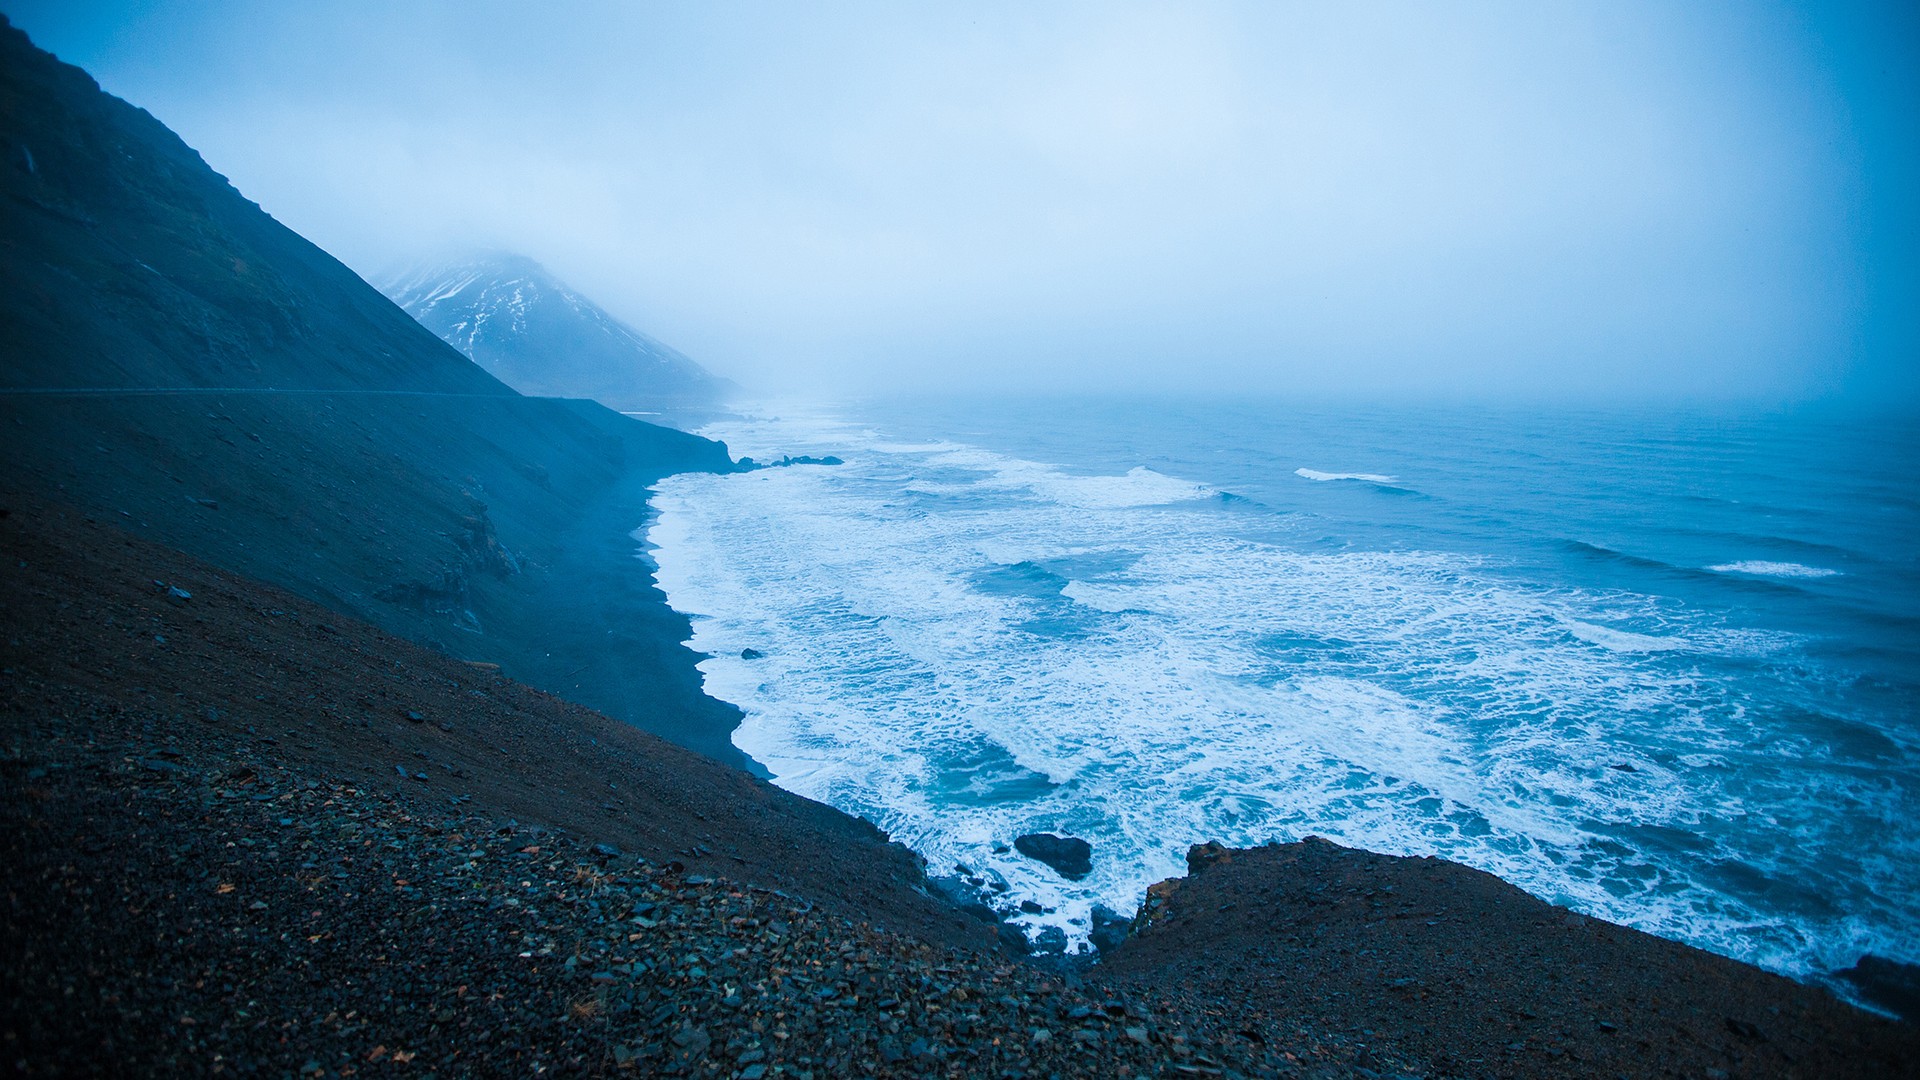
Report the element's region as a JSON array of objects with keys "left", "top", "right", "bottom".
[{"left": 381, "top": 252, "right": 733, "bottom": 410}]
